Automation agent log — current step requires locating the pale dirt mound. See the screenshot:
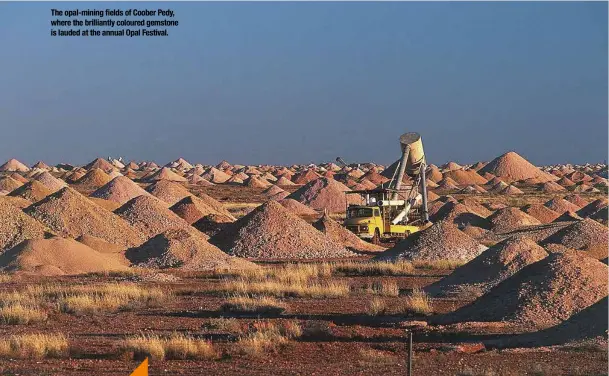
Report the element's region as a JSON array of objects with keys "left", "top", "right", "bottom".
[
  {"left": 210, "top": 201, "right": 353, "bottom": 259},
  {"left": 0, "top": 176, "right": 23, "bottom": 192},
  {"left": 498, "top": 185, "right": 524, "bottom": 195},
  {"left": 521, "top": 204, "right": 560, "bottom": 224},
  {"left": 288, "top": 177, "right": 358, "bottom": 213},
  {"left": 9, "top": 173, "right": 29, "bottom": 184},
  {"left": 557, "top": 177, "right": 576, "bottom": 187},
  {"left": 425, "top": 236, "right": 548, "bottom": 297},
  {"left": 292, "top": 169, "right": 321, "bottom": 185},
  {"left": 457, "top": 199, "right": 493, "bottom": 217},
  {"left": 542, "top": 218, "right": 608, "bottom": 260},
  {"left": 193, "top": 214, "right": 234, "bottom": 237},
  {"left": 188, "top": 174, "right": 214, "bottom": 186},
  {"left": 0, "top": 159, "right": 30, "bottom": 172},
  {"left": 442, "top": 169, "right": 487, "bottom": 185},
  {"left": 313, "top": 212, "right": 383, "bottom": 252},
  {"left": 170, "top": 195, "right": 234, "bottom": 225},
  {"left": 361, "top": 170, "right": 389, "bottom": 185},
  {"left": 478, "top": 151, "right": 555, "bottom": 183},
  {"left": 72, "top": 168, "right": 112, "bottom": 189},
  {"left": 0, "top": 237, "right": 128, "bottom": 276},
  {"left": 426, "top": 179, "right": 439, "bottom": 188},
  {"left": 278, "top": 198, "right": 317, "bottom": 216},
  {"left": 88, "top": 197, "right": 122, "bottom": 212},
  {"left": 441, "top": 161, "right": 463, "bottom": 171},
  {"left": 0, "top": 196, "right": 32, "bottom": 210},
  {"left": 268, "top": 191, "right": 290, "bottom": 201},
  {"left": 32, "top": 161, "right": 51, "bottom": 170},
  {"left": 194, "top": 192, "right": 234, "bottom": 219},
  {"left": 146, "top": 180, "right": 191, "bottom": 206},
  {"left": 426, "top": 190, "right": 440, "bottom": 202},
  {"left": 76, "top": 234, "right": 125, "bottom": 254},
  {"left": 544, "top": 198, "right": 581, "bottom": 214},
  {"left": 375, "top": 220, "right": 487, "bottom": 262},
  {"left": 425, "top": 166, "right": 444, "bottom": 183},
  {"left": 357, "top": 179, "right": 378, "bottom": 190},
  {"left": 66, "top": 169, "right": 87, "bottom": 183},
  {"left": 145, "top": 167, "right": 187, "bottom": 182},
  {"left": 436, "top": 252, "right": 608, "bottom": 328},
  {"left": 563, "top": 194, "right": 589, "bottom": 208},
  {"left": 540, "top": 181, "right": 566, "bottom": 193},
  {"left": 571, "top": 183, "right": 599, "bottom": 193},
  {"left": 553, "top": 211, "right": 582, "bottom": 223},
  {"left": 576, "top": 198, "right": 608, "bottom": 218},
  {"left": 33, "top": 172, "right": 67, "bottom": 192},
  {"left": 276, "top": 176, "right": 295, "bottom": 186},
  {"left": 114, "top": 195, "right": 191, "bottom": 239},
  {"left": 263, "top": 185, "right": 285, "bottom": 197},
  {"left": 436, "top": 180, "right": 459, "bottom": 191},
  {"left": 126, "top": 228, "right": 255, "bottom": 270},
  {"left": 245, "top": 176, "right": 272, "bottom": 189},
  {"left": 488, "top": 207, "right": 541, "bottom": 233},
  {"left": 24, "top": 187, "right": 142, "bottom": 247},
  {"left": 84, "top": 158, "right": 115, "bottom": 173},
  {"left": 0, "top": 200, "right": 49, "bottom": 251},
  {"left": 429, "top": 202, "right": 489, "bottom": 229},
  {"left": 498, "top": 297, "right": 608, "bottom": 348},
  {"left": 201, "top": 167, "right": 231, "bottom": 184},
  {"left": 90, "top": 176, "right": 151, "bottom": 205},
  {"left": 225, "top": 176, "right": 244, "bottom": 185}
]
